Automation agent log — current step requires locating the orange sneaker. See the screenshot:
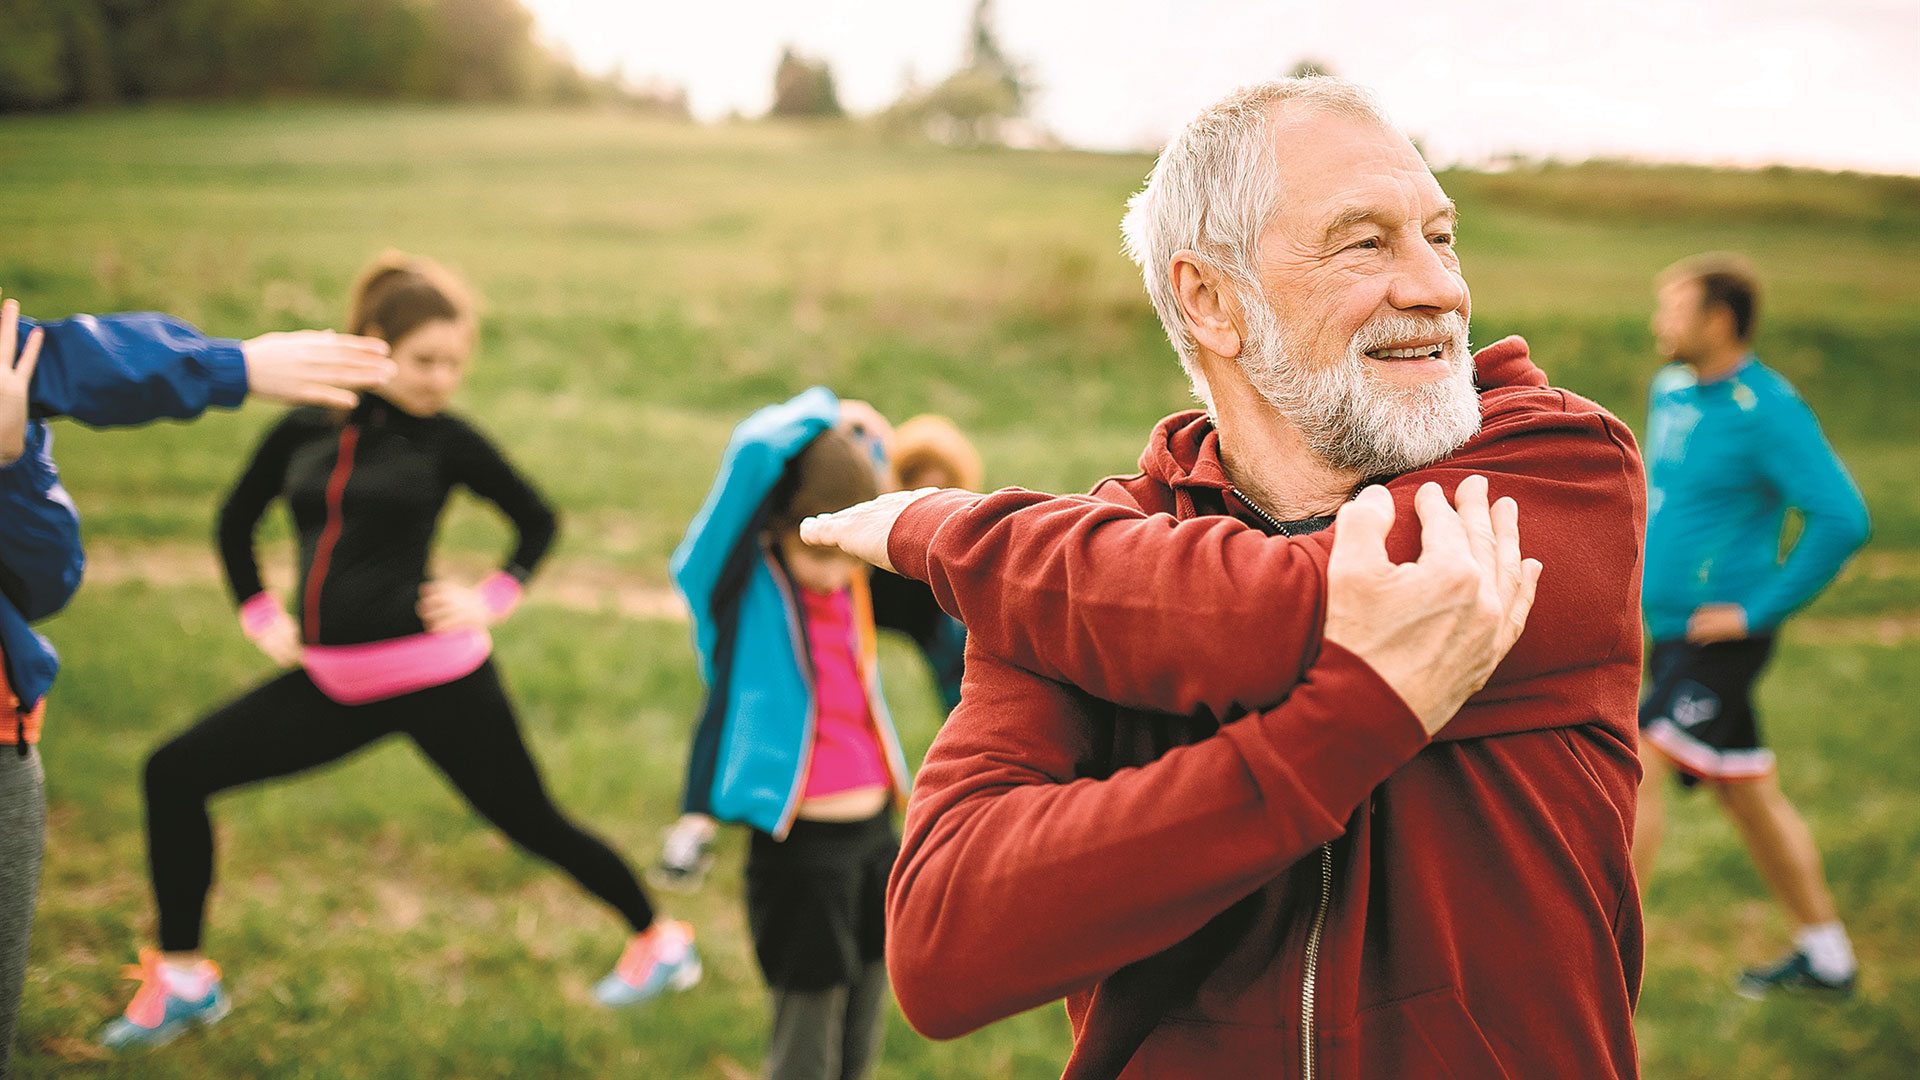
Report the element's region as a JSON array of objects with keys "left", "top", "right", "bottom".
[
  {"left": 593, "top": 921, "right": 701, "bottom": 1007},
  {"left": 99, "top": 948, "right": 229, "bottom": 1049}
]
